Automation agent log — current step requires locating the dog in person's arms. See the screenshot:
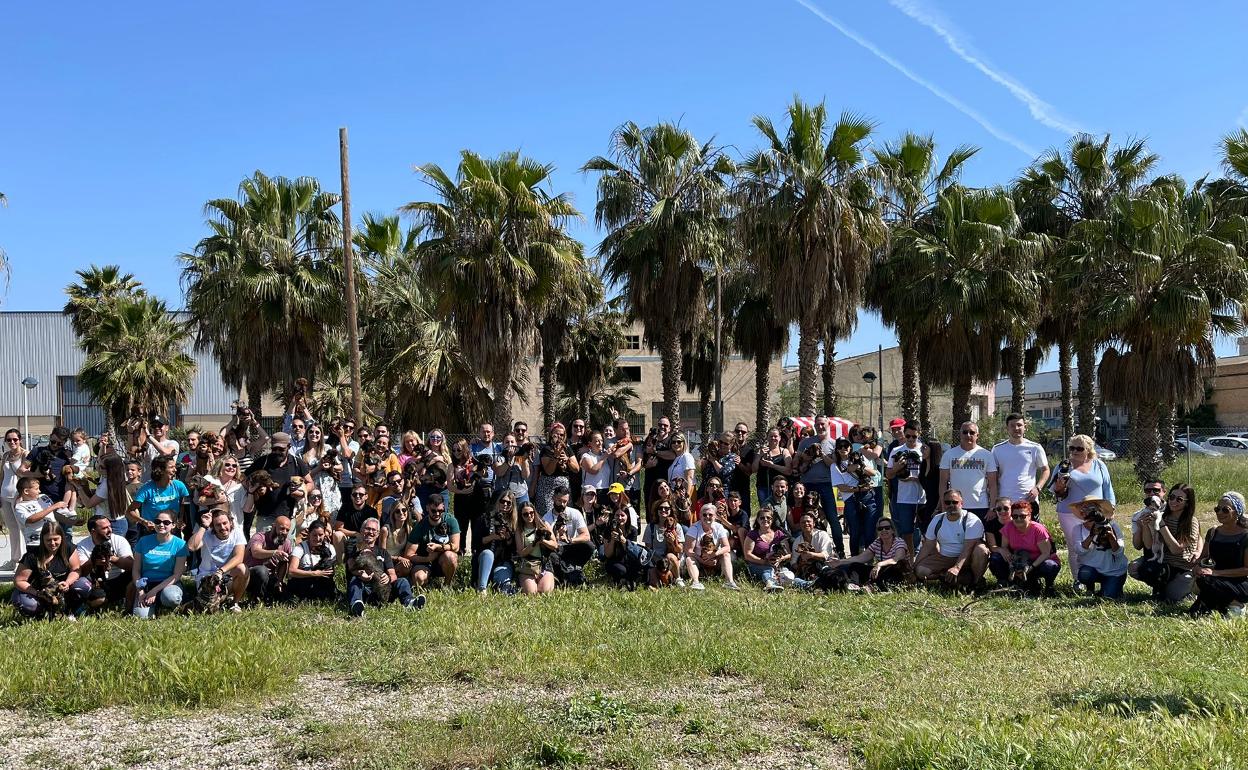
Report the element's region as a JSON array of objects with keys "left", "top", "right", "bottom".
[
  {"left": 1133, "top": 494, "right": 1166, "bottom": 564},
  {"left": 28, "top": 568, "right": 65, "bottom": 616},
  {"left": 698, "top": 532, "right": 717, "bottom": 561},
  {"left": 353, "top": 551, "right": 392, "bottom": 603}
]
